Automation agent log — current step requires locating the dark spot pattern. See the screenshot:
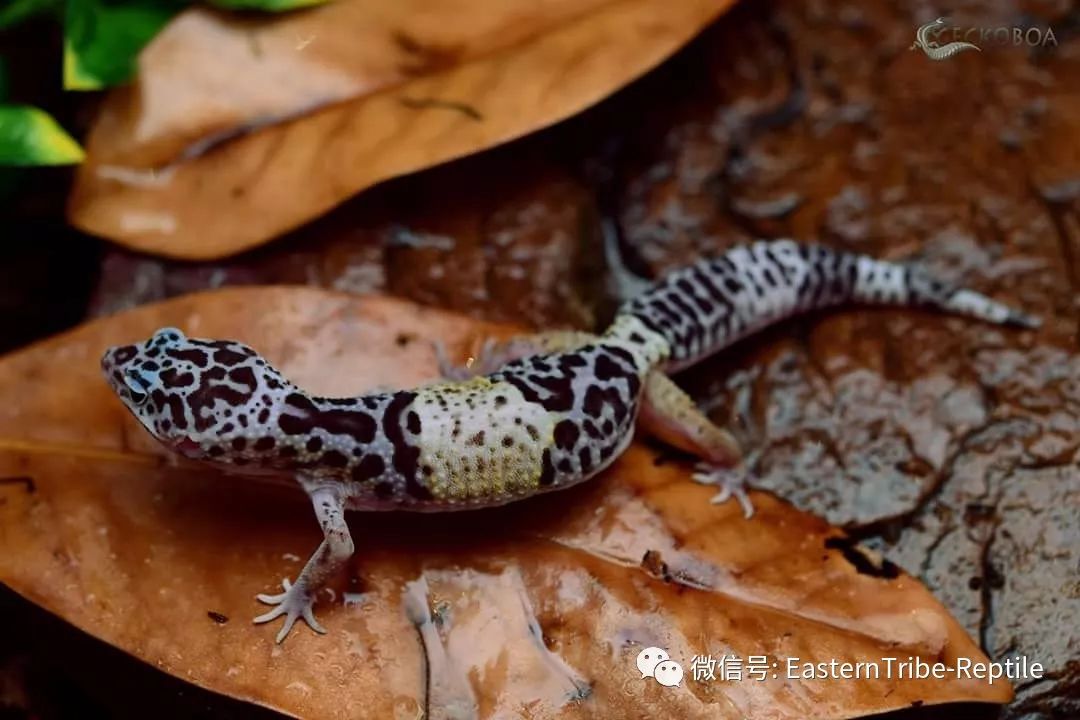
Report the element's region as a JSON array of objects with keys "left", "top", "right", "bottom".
[
  {"left": 321, "top": 450, "right": 349, "bottom": 469},
  {"left": 213, "top": 348, "right": 250, "bottom": 366},
  {"left": 487, "top": 341, "right": 645, "bottom": 489},
  {"left": 621, "top": 240, "right": 891, "bottom": 364},
  {"left": 278, "top": 392, "right": 378, "bottom": 446},
  {"left": 165, "top": 348, "right": 209, "bottom": 367},
  {"left": 539, "top": 449, "right": 555, "bottom": 485},
  {"left": 554, "top": 420, "right": 579, "bottom": 450},
  {"left": 353, "top": 454, "right": 386, "bottom": 482},
  {"left": 383, "top": 391, "right": 427, "bottom": 500}
]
